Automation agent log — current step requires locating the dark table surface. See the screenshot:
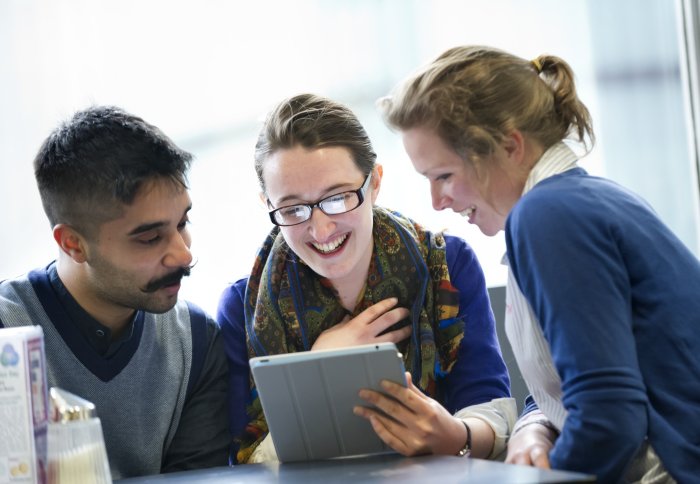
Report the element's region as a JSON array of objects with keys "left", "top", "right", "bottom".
[{"left": 116, "top": 453, "right": 595, "bottom": 483}]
